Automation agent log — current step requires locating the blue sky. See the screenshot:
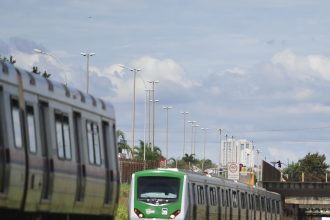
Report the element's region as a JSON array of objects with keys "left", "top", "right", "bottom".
[{"left": 2, "top": 0, "right": 330, "bottom": 166}]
